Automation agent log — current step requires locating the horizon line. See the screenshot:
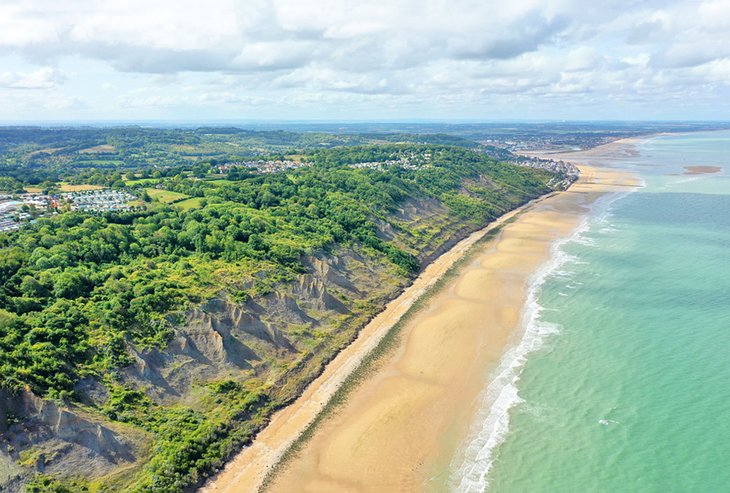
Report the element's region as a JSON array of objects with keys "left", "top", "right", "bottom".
[{"left": 0, "top": 118, "right": 729, "bottom": 127}]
